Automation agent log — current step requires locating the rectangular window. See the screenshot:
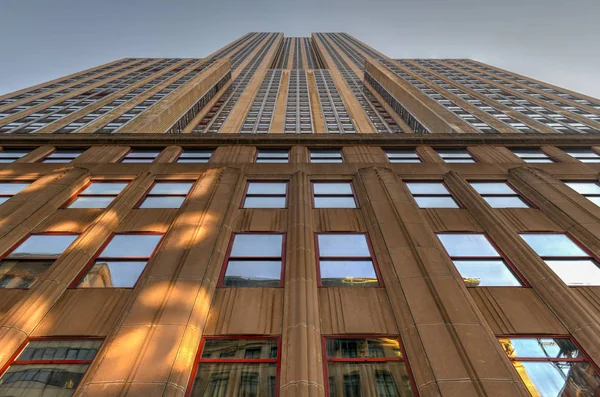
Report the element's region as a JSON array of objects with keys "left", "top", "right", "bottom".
[
  {"left": 220, "top": 233, "right": 284, "bottom": 287},
  {"left": 385, "top": 149, "right": 422, "bottom": 163},
  {"left": 66, "top": 182, "right": 128, "bottom": 209},
  {"left": 138, "top": 182, "right": 193, "bottom": 209},
  {"left": 511, "top": 148, "right": 554, "bottom": 163},
  {"left": 42, "top": 149, "right": 85, "bottom": 163},
  {"left": 120, "top": 149, "right": 161, "bottom": 163},
  {"left": 310, "top": 149, "right": 343, "bottom": 163},
  {"left": 0, "top": 234, "right": 78, "bottom": 288},
  {"left": 0, "top": 182, "right": 30, "bottom": 205},
  {"left": 324, "top": 337, "right": 416, "bottom": 397},
  {"left": 0, "top": 149, "right": 30, "bottom": 163},
  {"left": 176, "top": 149, "right": 212, "bottom": 163},
  {"left": 312, "top": 182, "right": 357, "bottom": 208},
  {"left": 405, "top": 182, "right": 459, "bottom": 208},
  {"left": 437, "top": 233, "right": 523, "bottom": 286},
  {"left": 243, "top": 182, "right": 287, "bottom": 208},
  {"left": 565, "top": 182, "right": 600, "bottom": 206},
  {"left": 316, "top": 233, "right": 380, "bottom": 287},
  {"left": 436, "top": 148, "right": 476, "bottom": 163},
  {"left": 561, "top": 147, "right": 600, "bottom": 163},
  {"left": 499, "top": 336, "right": 600, "bottom": 397},
  {"left": 74, "top": 234, "right": 163, "bottom": 288},
  {"left": 256, "top": 149, "right": 289, "bottom": 163},
  {"left": 520, "top": 233, "right": 600, "bottom": 285},
  {"left": 0, "top": 339, "right": 102, "bottom": 396},
  {"left": 469, "top": 182, "right": 530, "bottom": 208},
  {"left": 188, "top": 338, "right": 279, "bottom": 397}
]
